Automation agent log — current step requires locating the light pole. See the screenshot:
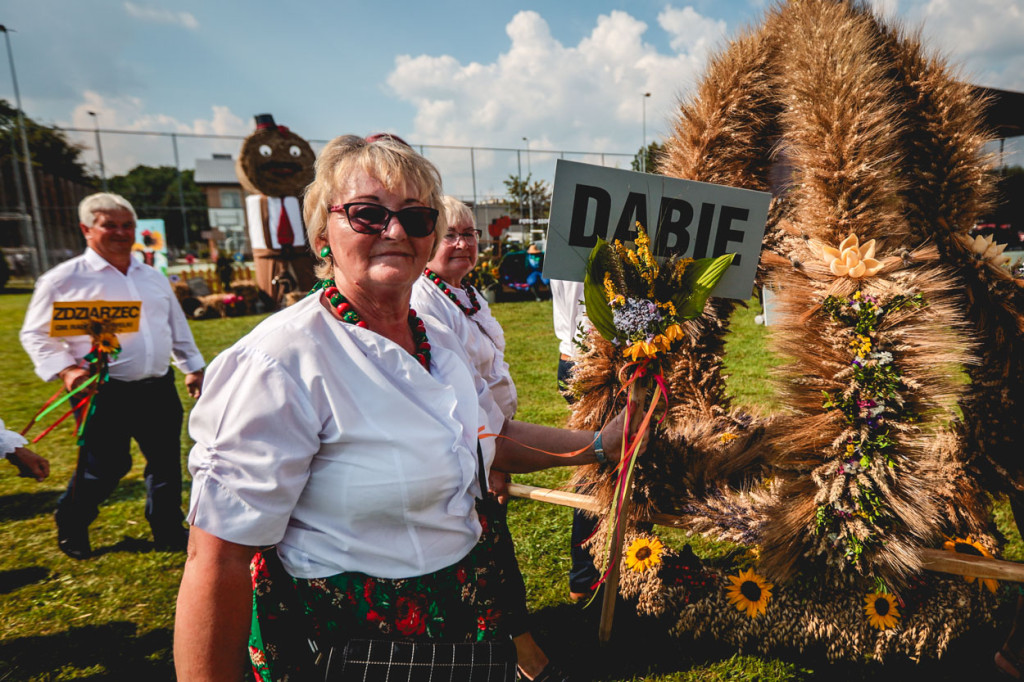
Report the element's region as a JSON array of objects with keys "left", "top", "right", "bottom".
[
  {"left": 522, "top": 137, "right": 533, "bottom": 226},
  {"left": 87, "top": 110, "right": 107, "bottom": 191},
  {"left": 641, "top": 92, "right": 651, "bottom": 173},
  {"left": 0, "top": 24, "right": 47, "bottom": 274}
]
